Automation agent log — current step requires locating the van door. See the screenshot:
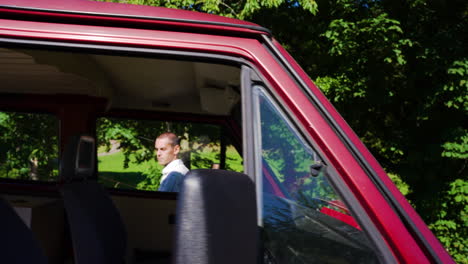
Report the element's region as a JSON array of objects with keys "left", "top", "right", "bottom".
[{"left": 239, "top": 66, "right": 390, "bottom": 263}]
